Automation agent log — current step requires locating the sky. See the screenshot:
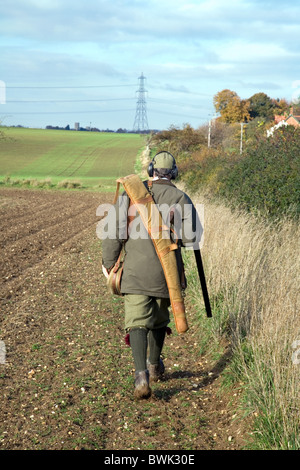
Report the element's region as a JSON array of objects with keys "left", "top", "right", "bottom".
[{"left": 1, "top": 0, "right": 300, "bottom": 131}]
